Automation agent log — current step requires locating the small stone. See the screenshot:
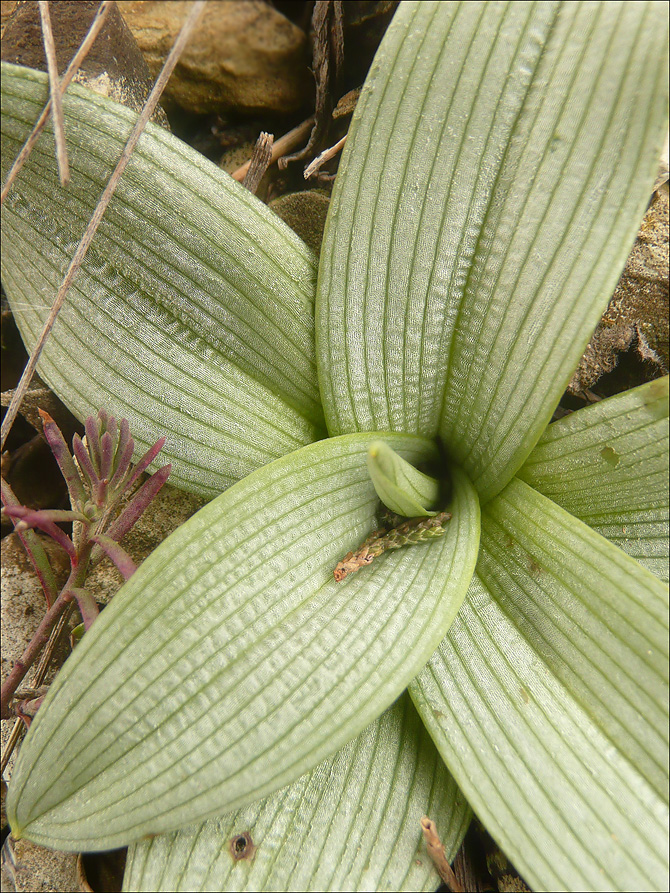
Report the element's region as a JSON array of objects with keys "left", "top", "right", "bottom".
[
  {"left": 269, "top": 191, "right": 330, "bottom": 255},
  {"left": 117, "top": 0, "right": 310, "bottom": 115}
]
